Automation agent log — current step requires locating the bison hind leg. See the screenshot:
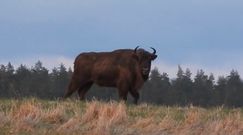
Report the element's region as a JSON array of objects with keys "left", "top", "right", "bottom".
[
  {"left": 63, "top": 78, "right": 81, "bottom": 99},
  {"left": 78, "top": 82, "right": 93, "bottom": 100}
]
